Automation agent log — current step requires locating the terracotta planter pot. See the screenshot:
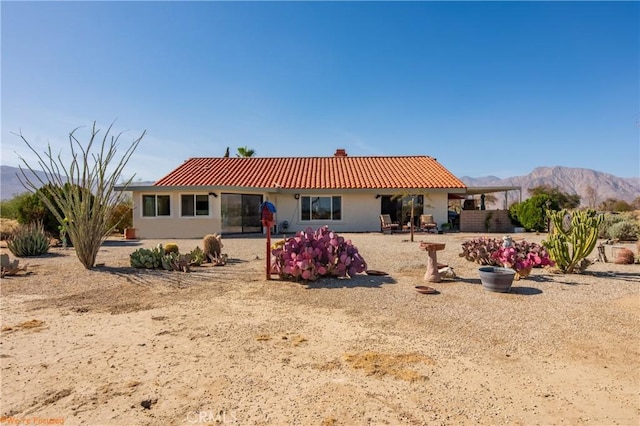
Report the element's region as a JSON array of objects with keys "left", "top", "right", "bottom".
[
  {"left": 479, "top": 267, "right": 516, "bottom": 293},
  {"left": 124, "top": 228, "right": 137, "bottom": 240}
]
